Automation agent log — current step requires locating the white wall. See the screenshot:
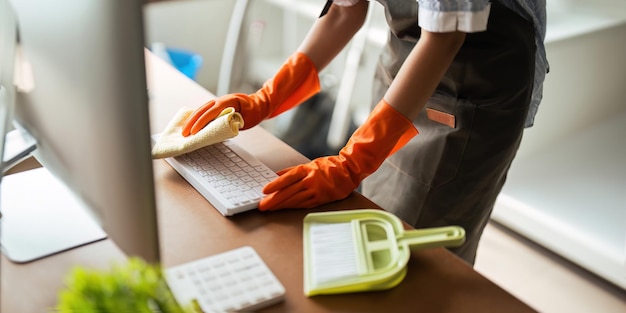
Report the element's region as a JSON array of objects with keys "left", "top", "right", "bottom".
[
  {"left": 517, "top": 22, "right": 626, "bottom": 161},
  {"left": 492, "top": 1, "right": 626, "bottom": 290}
]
